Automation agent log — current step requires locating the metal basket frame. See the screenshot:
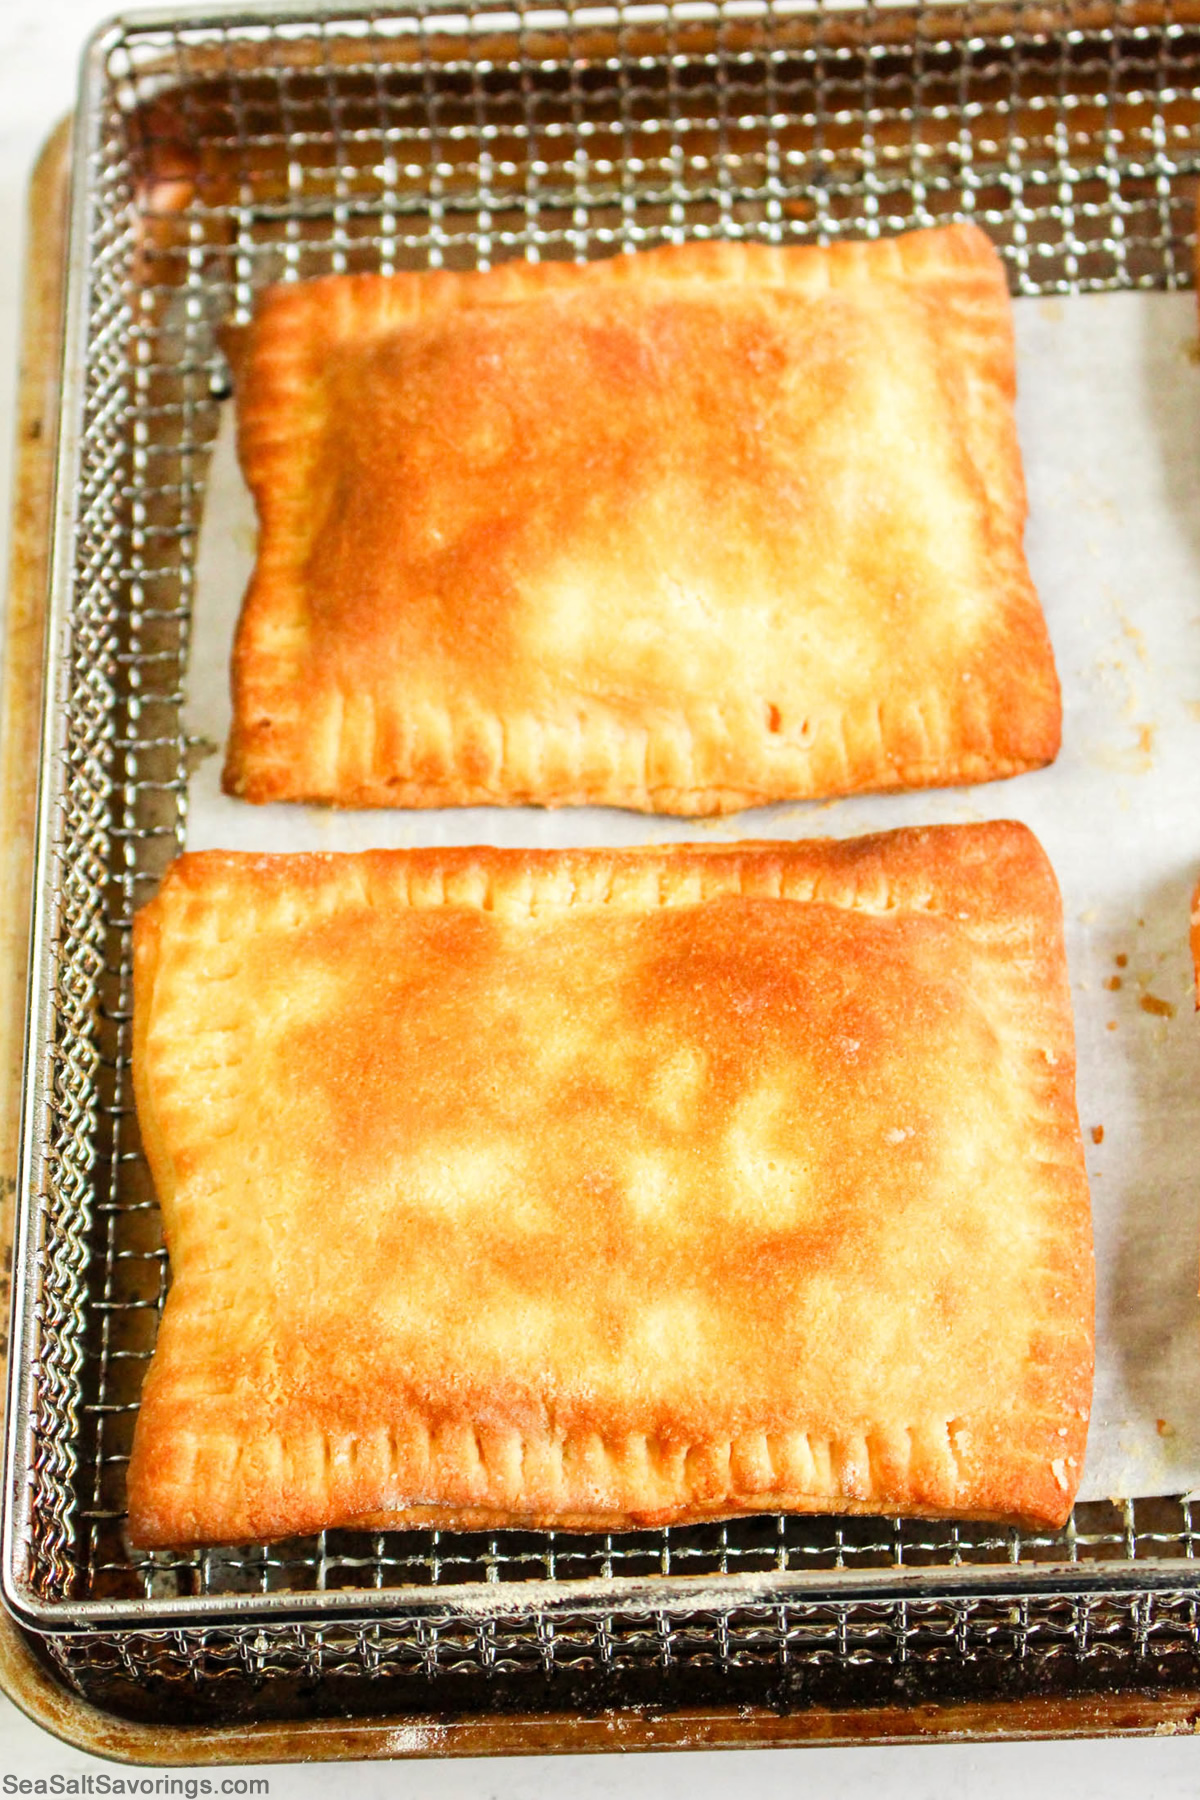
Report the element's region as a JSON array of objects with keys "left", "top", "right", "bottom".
[{"left": 7, "top": 0, "right": 1200, "bottom": 1718}]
